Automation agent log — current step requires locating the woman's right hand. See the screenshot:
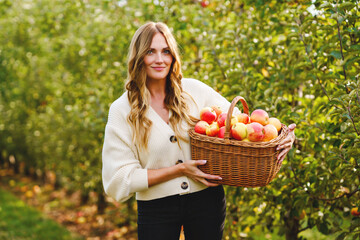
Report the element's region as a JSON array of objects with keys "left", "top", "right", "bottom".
[{"left": 180, "top": 160, "right": 222, "bottom": 187}]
